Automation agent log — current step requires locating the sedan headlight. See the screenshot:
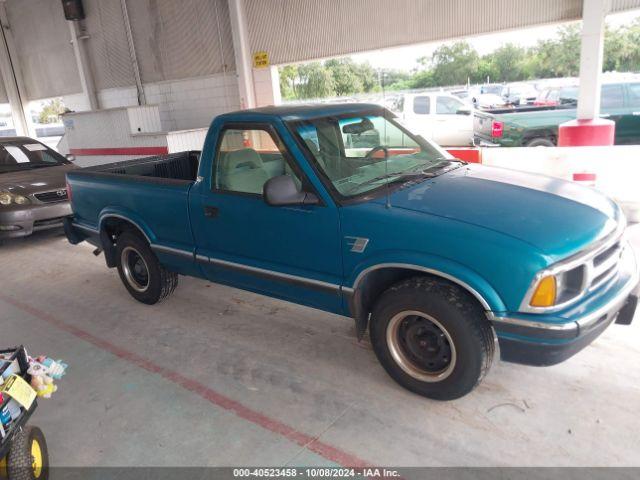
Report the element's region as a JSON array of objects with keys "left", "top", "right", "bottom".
[{"left": 0, "top": 191, "right": 31, "bottom": 206}]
